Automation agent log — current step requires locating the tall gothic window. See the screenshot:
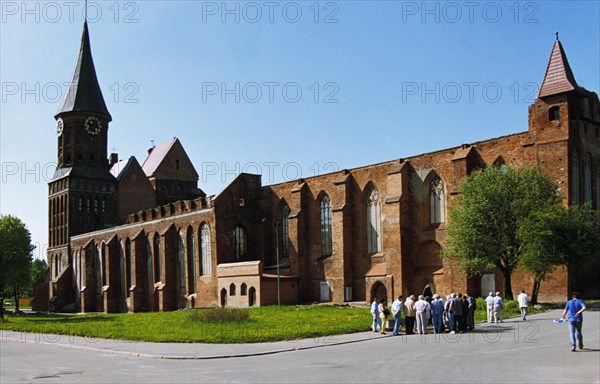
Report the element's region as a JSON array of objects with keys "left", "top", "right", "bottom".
[
  {"left": 186, "top": 227, "right": 196, "bottom": 293},
  {"left": 153, "top": 234, "right": 161, "bottom": 283},
  {"left": 146, "top": 236, "right": 153, "bottom": 292},
  {"left": 274, "top": 205, "right": 290, "bottom": 264},
  {"left": 366, "top": 188, "right": 382, "bottom": 253},
  {"left": 126, "top": 238, "right": 133, "bottom": 292},
  {"left": 320, "top": 195, "right": 333, "bottom": 257},
  {"left": 178, "top": 233, "right": 186, "bottom": 295},
  {"left": 584, "top": 154, "right": 592, "bottom": 221},
  {"left": 234, "top": 226, "right": 246, "bottom": 262},
  {"left": 200, "top": 224, "right": 212, "bottom": 275},
  {"left": 597, "top": 168, "right": 600, "bottom": 224},
  {"left": 584, "top": 153, "right": 592, "bottom": 207},
  {"left": 119, "top": 242, "right": 126, "bottom": 296},
  {"left": 572, "top": 149, "right": 580, "bottom": 205},
  {"left": 429, "top": 176, "right": 445, "bottom": 224}
]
